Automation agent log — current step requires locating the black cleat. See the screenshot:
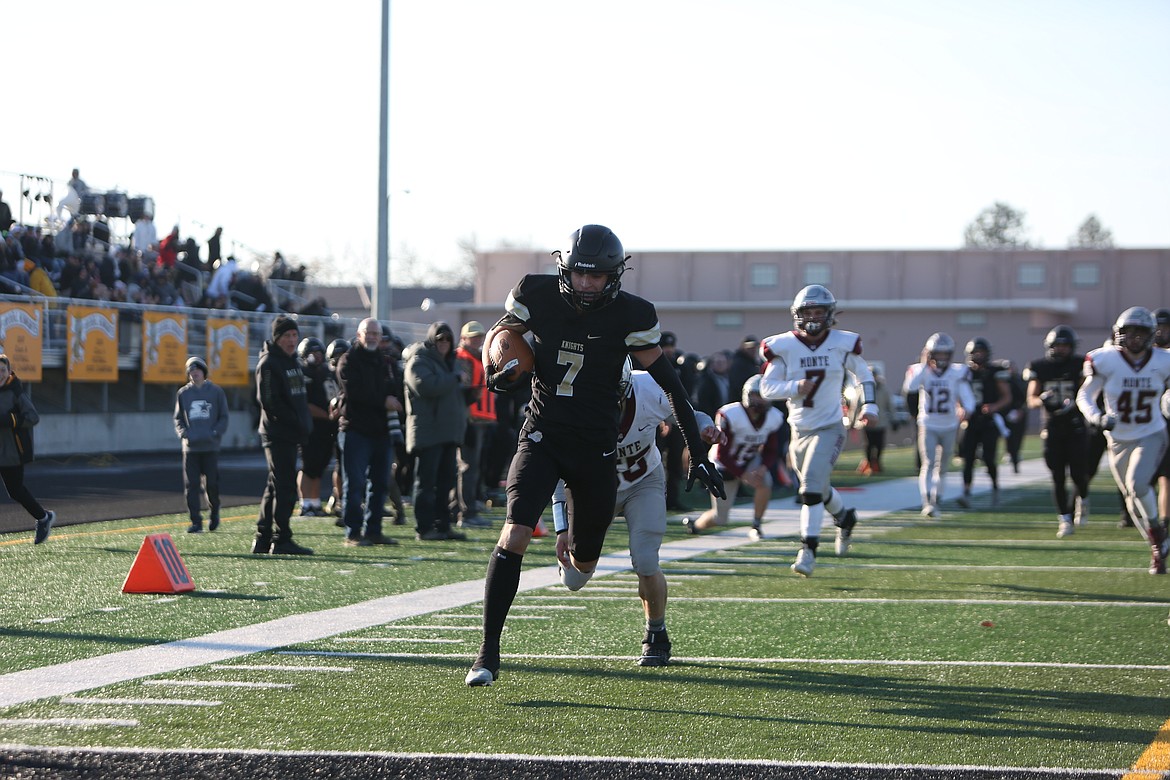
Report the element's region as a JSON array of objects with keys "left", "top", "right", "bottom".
[
  {"left": 271, "top": 539, "right": 314, "bottom": 556},
  {"left": 638, "top": 630, "right": 672, "bottom": 667},
  {"left": 34, "top": 511, "right": 55, "bottom": 545}
]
